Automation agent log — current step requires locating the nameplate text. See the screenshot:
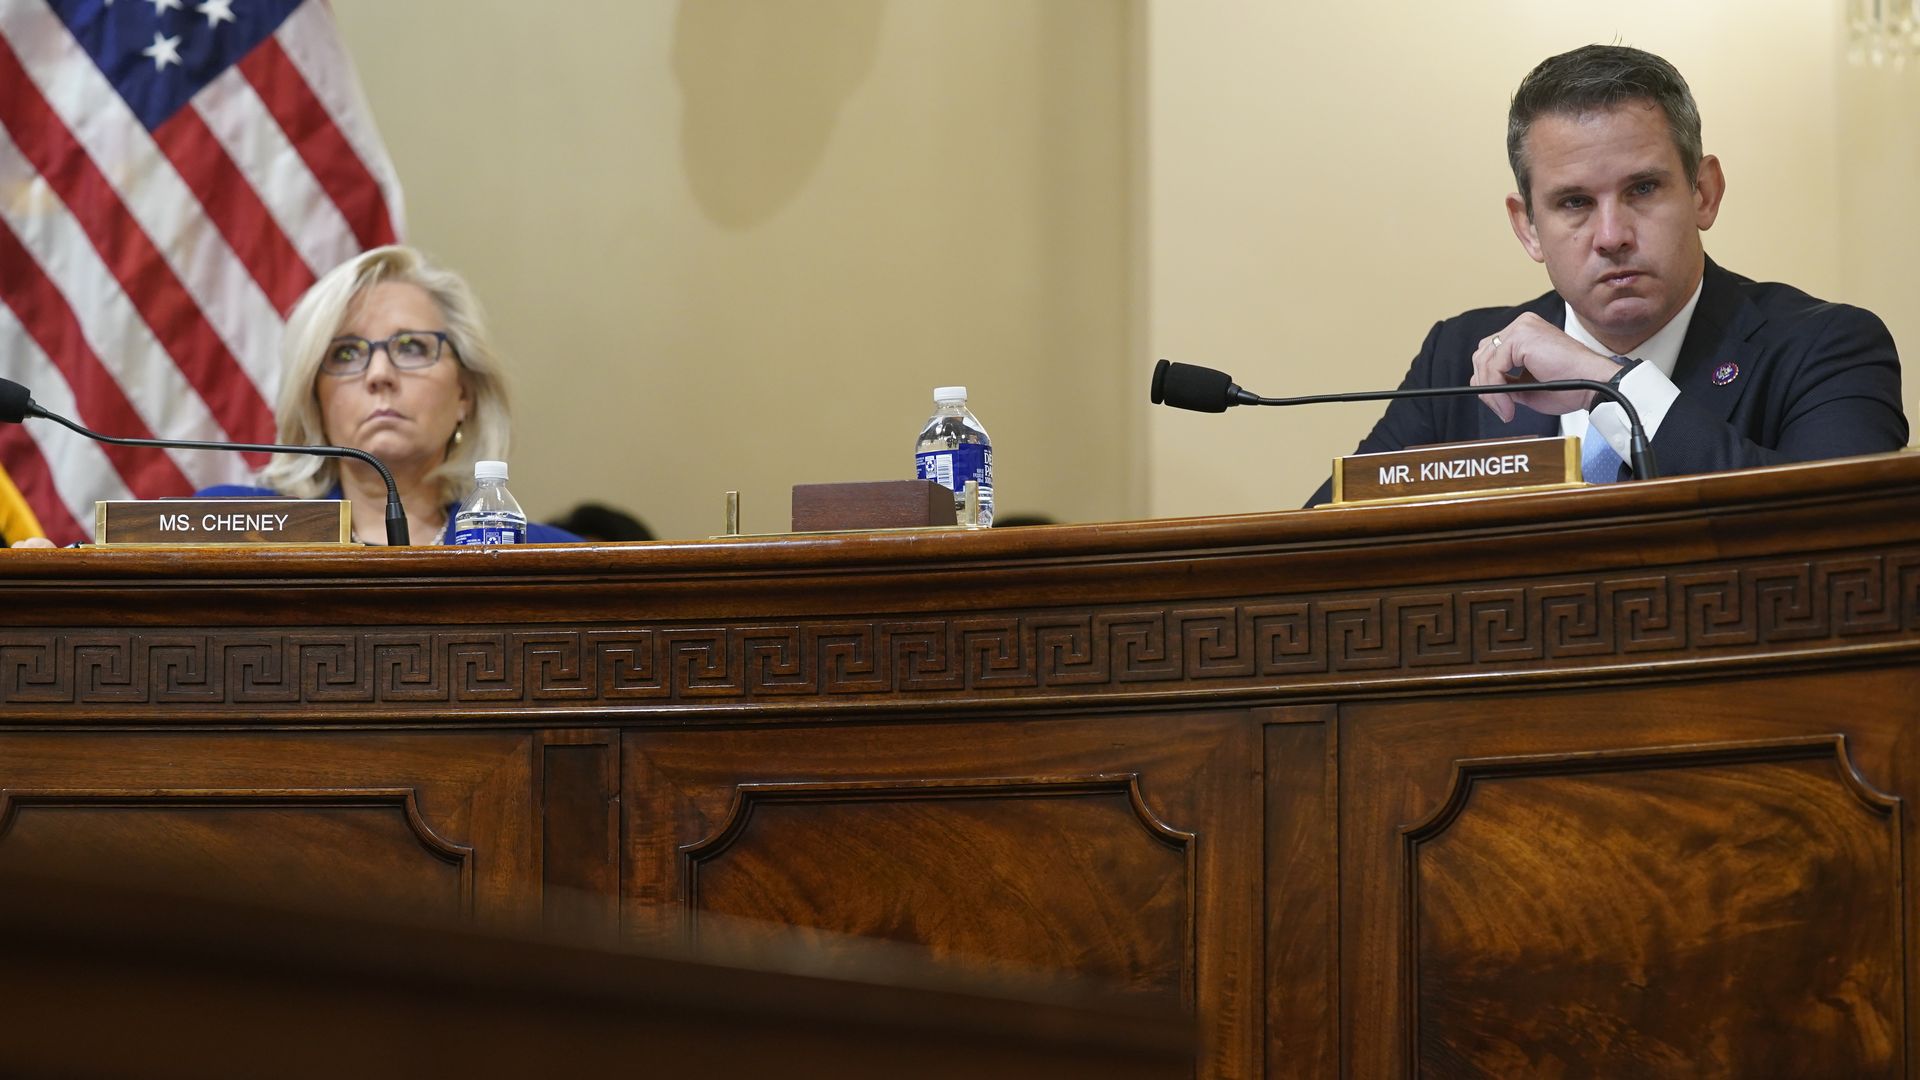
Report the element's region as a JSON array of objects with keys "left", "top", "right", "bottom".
[
  {"left": 1330, "top": 436, "right": 1581, "bottom": 505},
  {"left": 95, "top": 499, "right": 352, "bottom": 546}
]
